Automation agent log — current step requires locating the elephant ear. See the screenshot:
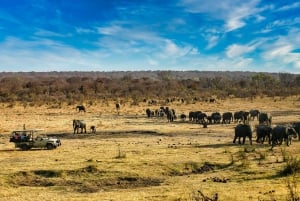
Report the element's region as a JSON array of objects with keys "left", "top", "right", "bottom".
[
  {"left": 286, "top": 127, "right": 293, "bottom": 135},
  {"left": 285, "top": 127, "right": 290, "bottom": 136}
]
